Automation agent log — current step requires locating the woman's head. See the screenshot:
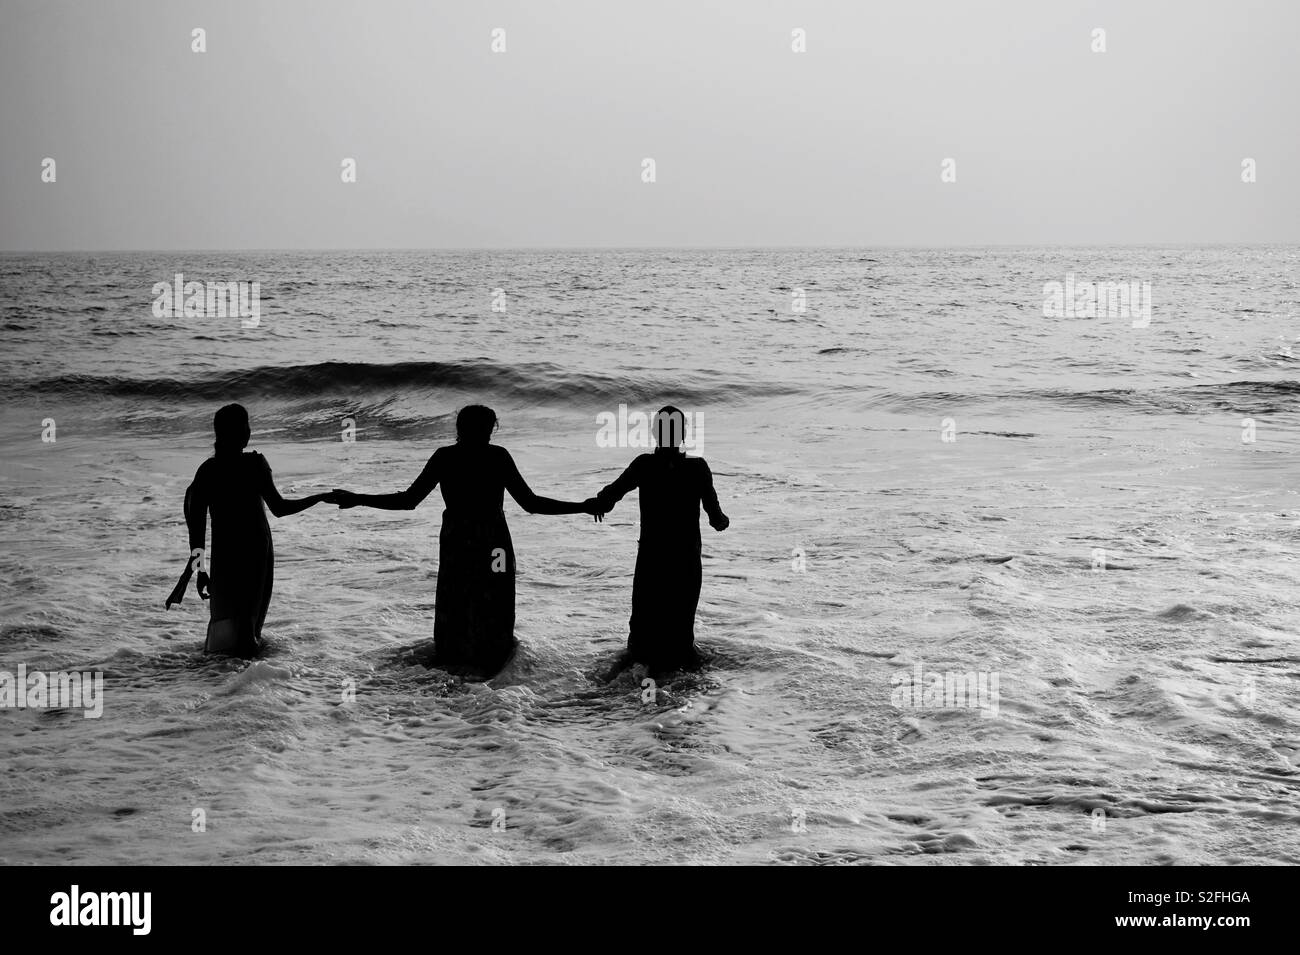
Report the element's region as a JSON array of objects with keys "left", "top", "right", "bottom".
[
  {"left": 213, "top": 403, "right": 250, "bottom": 457},
  {"left": 654, "top": 405, "right": 687, "bottom": 451},
  {"left": 456, "top": 404, "right": 498, "bottom": 444}
]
